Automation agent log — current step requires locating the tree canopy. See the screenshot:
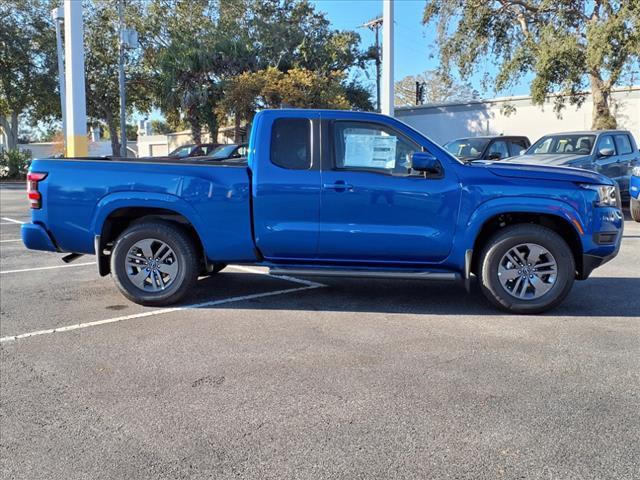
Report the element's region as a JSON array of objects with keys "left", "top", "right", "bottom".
[
  {"left": 423, "top": 0, "right": 640, "bottom": 129},
  {"left": 0, "top": 0, "right": 59, "bottom": 150}
]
